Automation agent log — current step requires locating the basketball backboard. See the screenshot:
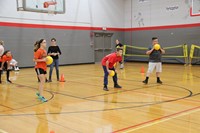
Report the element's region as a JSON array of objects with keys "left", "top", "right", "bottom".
[
  {"left": 16, "top": 0, "right": 65, "bottom": 14},
  {"left": 190, "top": 0, "right": 200, "bottom": 16}
]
